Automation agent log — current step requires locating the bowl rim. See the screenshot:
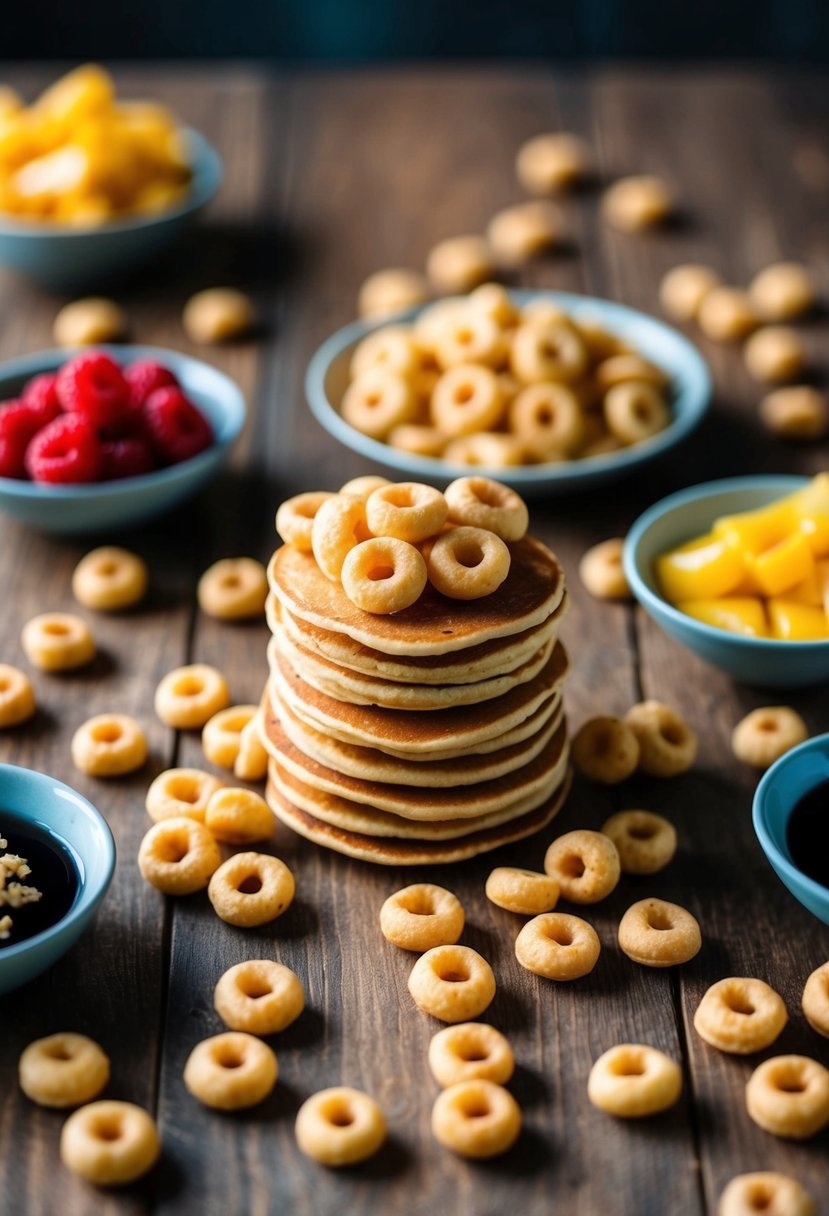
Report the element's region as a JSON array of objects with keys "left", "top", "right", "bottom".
[
  {"left": 623, "top": 473, "right": 829, "bottom": 652},
  {"left": 305, "top": 289, "right": 712, "bottom": 487},
  {"left": 0, "top": 128, "right": 223, "bottom": 239},
  {"left": 752, "top": 731, "right": 829, "bottom": 907},
  {"left": 0, "top": 342, "right": 246, "bottom": 501},
  {"left": 0, "top": 763, "right": 116, "bottom": 962}
]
